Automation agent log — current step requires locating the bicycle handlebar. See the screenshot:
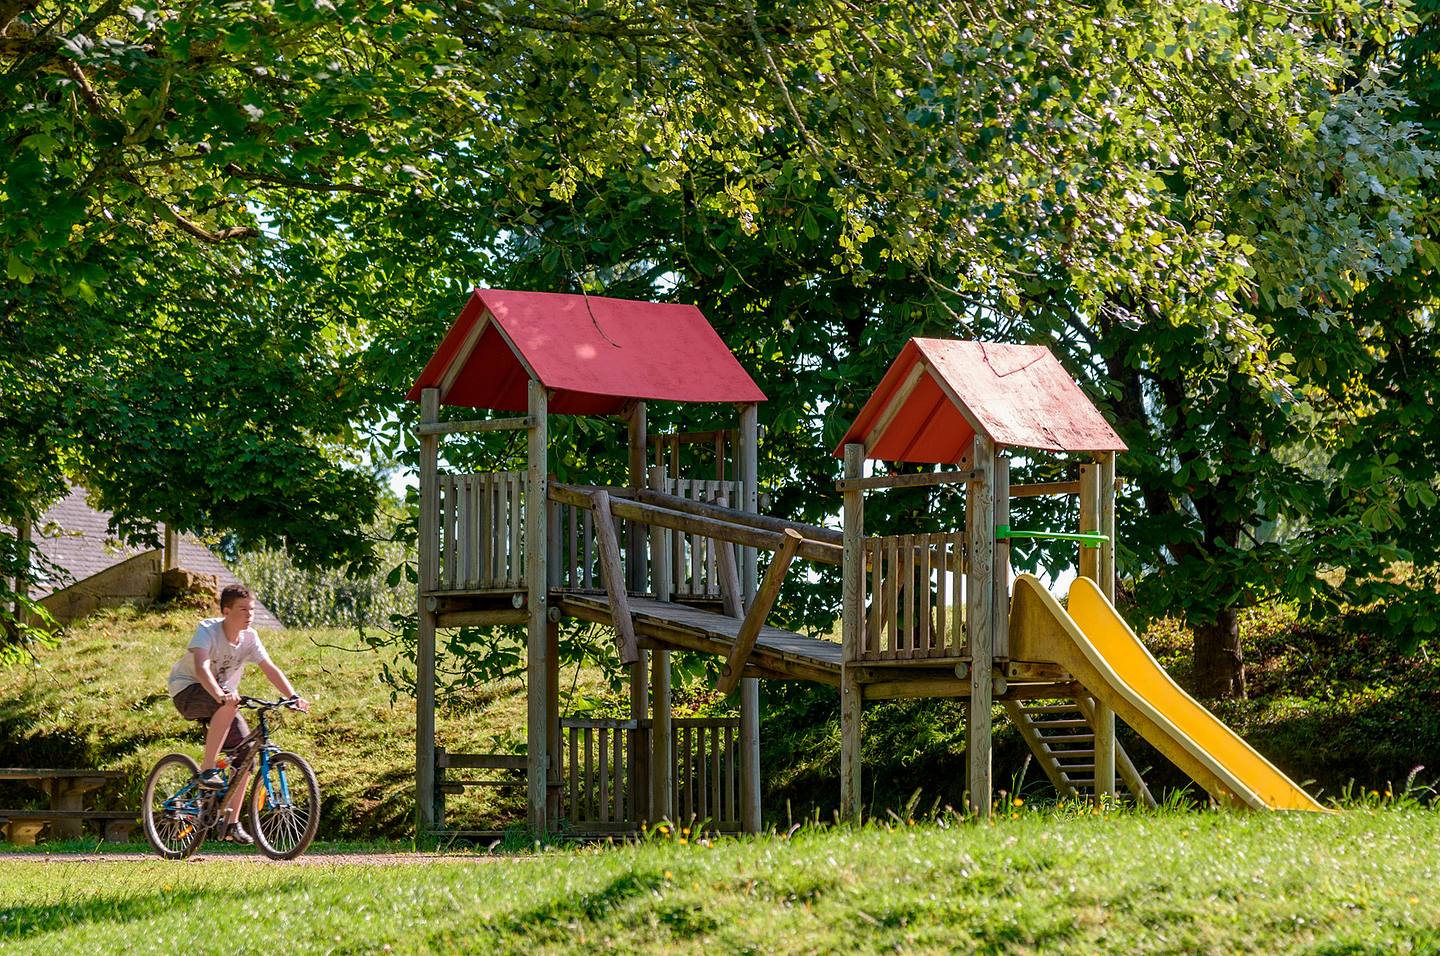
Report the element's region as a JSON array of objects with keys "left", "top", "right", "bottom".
[{"left": 239, "top": 695, "right": 307, "bottom": 712}]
